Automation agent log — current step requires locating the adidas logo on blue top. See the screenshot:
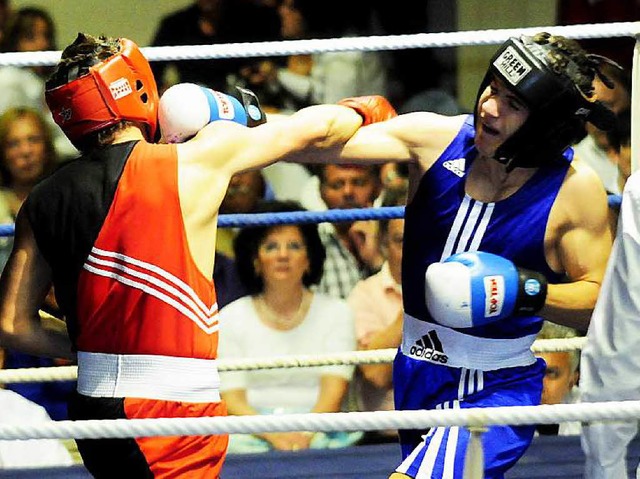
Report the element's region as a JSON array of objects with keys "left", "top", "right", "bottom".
[
  {"left": 409, "top": 330, "right": 449, "bottom": 364},
  {"left": 443, "top": 158, "right": 465, "bottom": 177}
]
